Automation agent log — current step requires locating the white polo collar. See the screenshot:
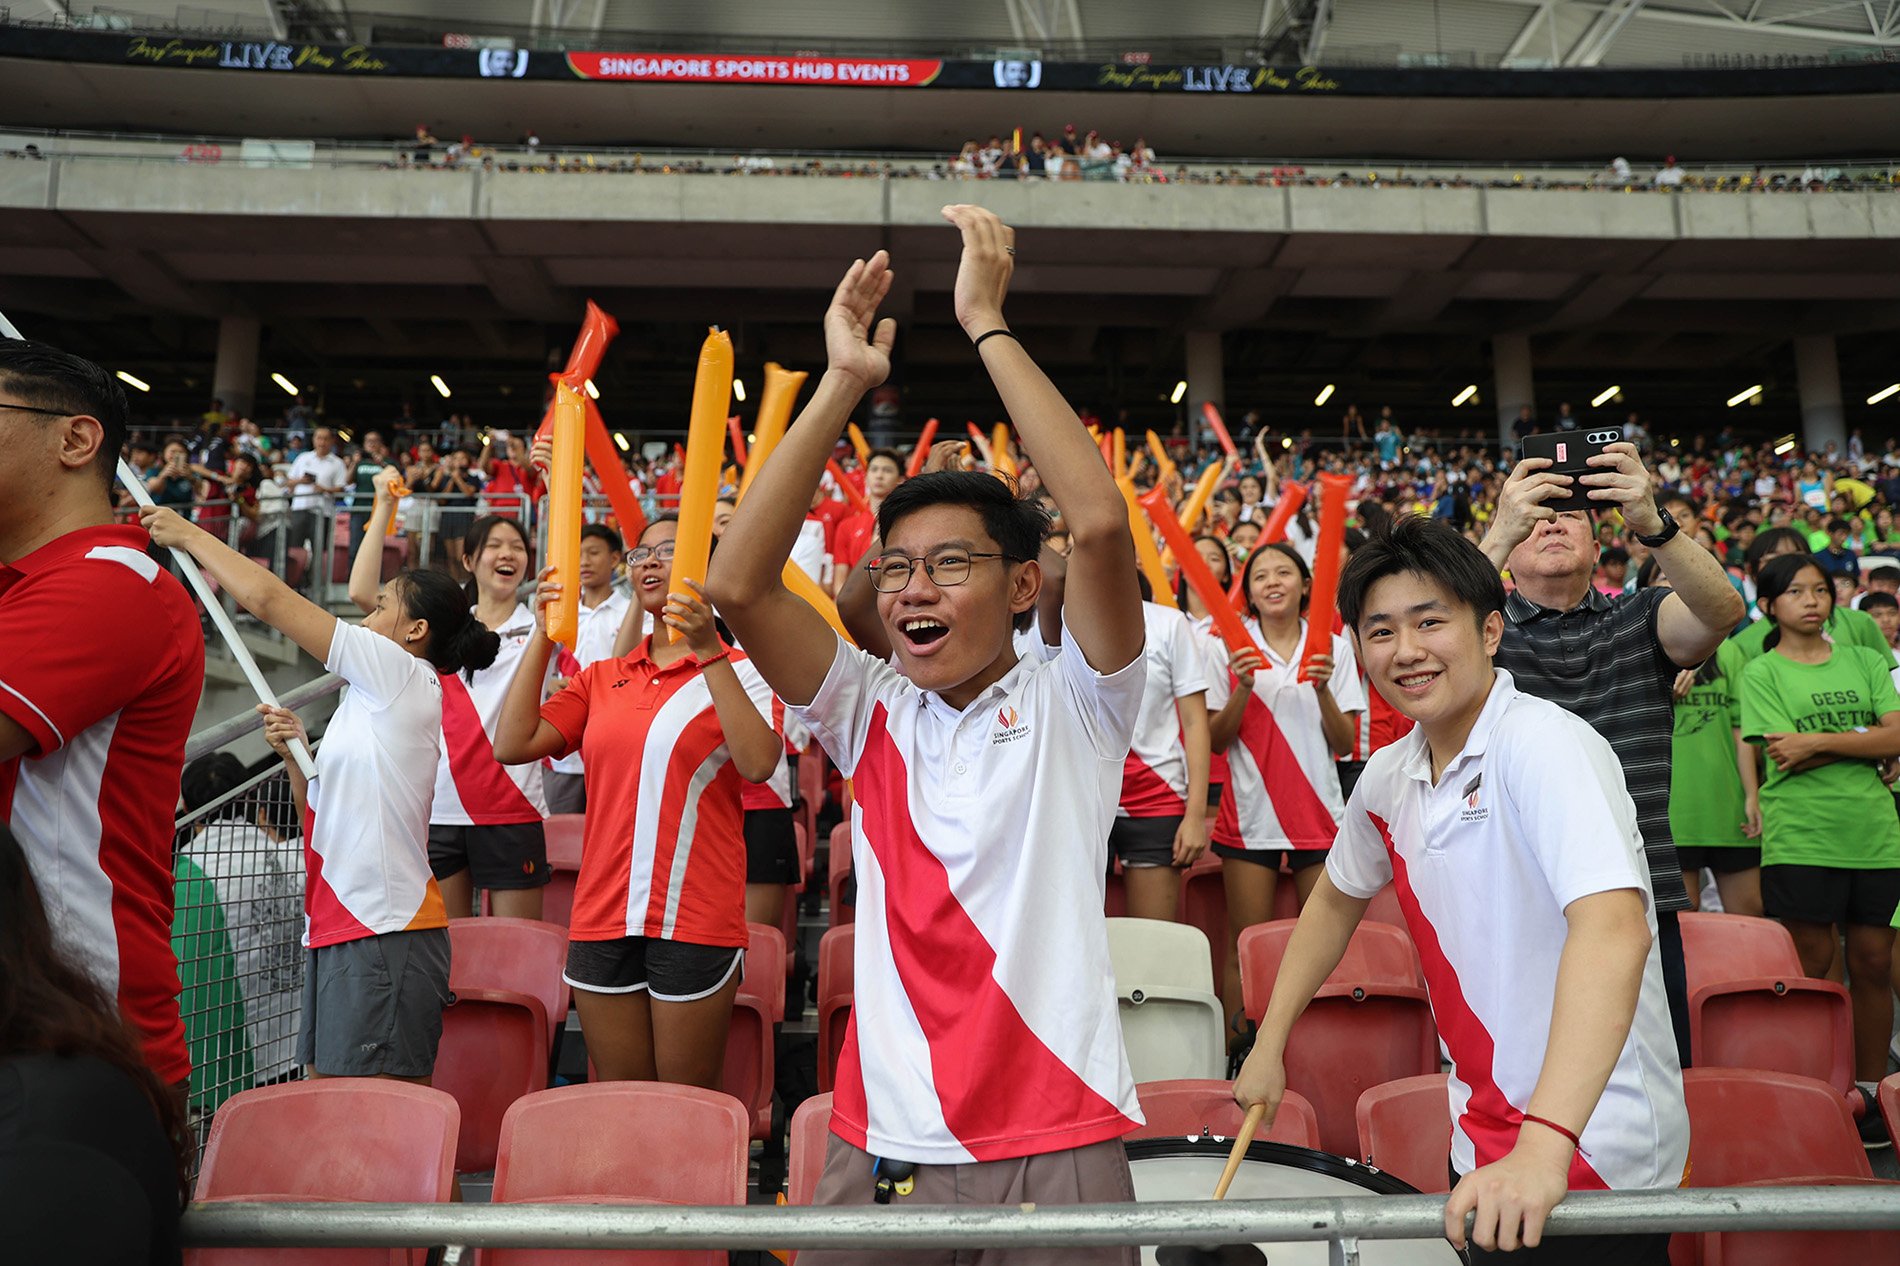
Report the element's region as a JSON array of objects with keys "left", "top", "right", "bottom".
[
  {"left": 1396, "top": 669, "right": 1519, "bottom": 787},
  {"left": 917, "top": 650, "right": 1038, "bottom": 722}
]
